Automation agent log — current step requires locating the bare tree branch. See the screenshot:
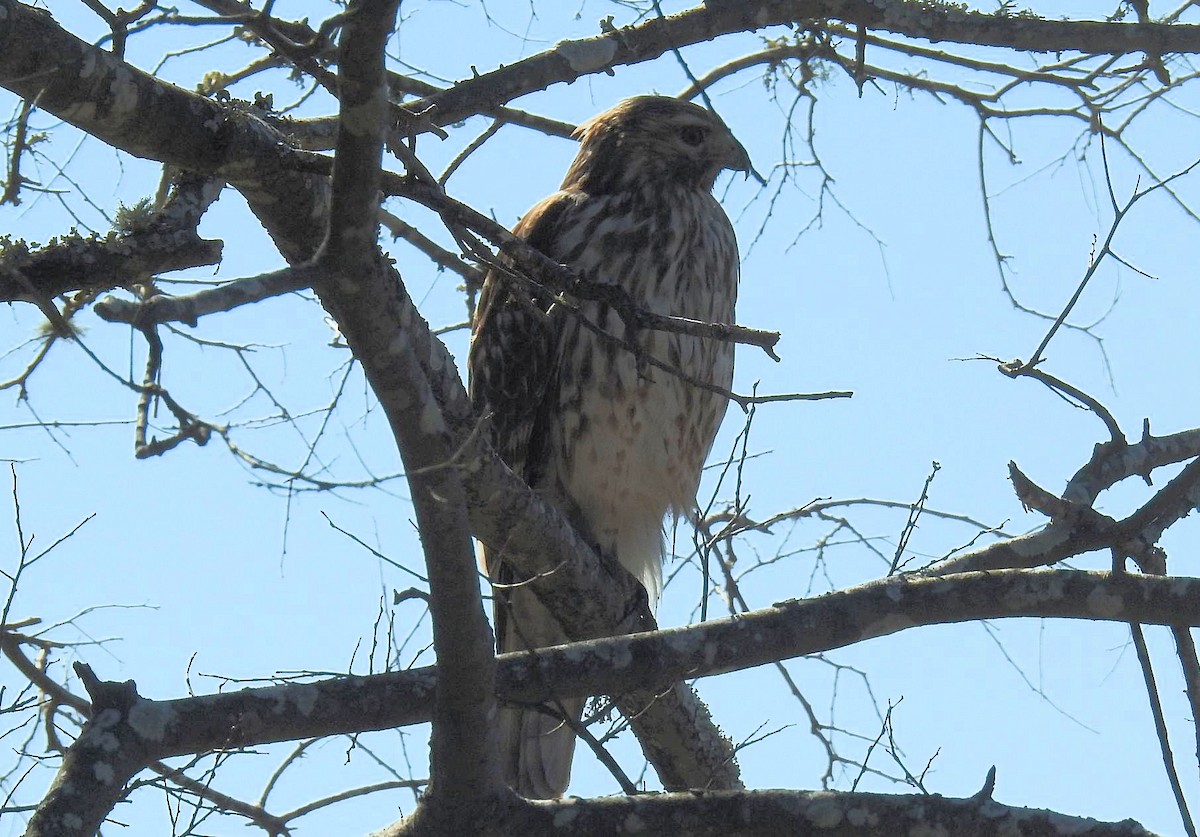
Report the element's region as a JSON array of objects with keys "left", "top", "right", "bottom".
[
  {"left": 407, "top": 3, "right": 1200, "bottom": 134},
  {"left": 384, "top": 786, "right": 1163, "bottom": 837},
  {"left": 315, "top": 0, "right": 503, "bottom": 810},
  {"left": 7, "top": 2, "right": 1200, "bottom": 832},
  {"left": 93, "top": 265, "right": 317, "bottom": 326},
  {"left": 11, "top": 568, "right": 1198, "bottom": 763}
]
